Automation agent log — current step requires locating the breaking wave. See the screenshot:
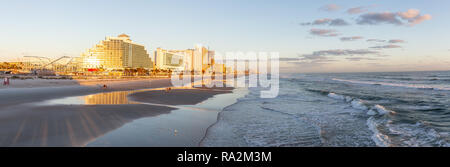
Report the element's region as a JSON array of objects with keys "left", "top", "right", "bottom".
[
  {"left": 326, "top": 92, "right": 449, "bottom": 147},
  {"left": 332, "top": 78, "right": 450, "bottom": 91}
]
